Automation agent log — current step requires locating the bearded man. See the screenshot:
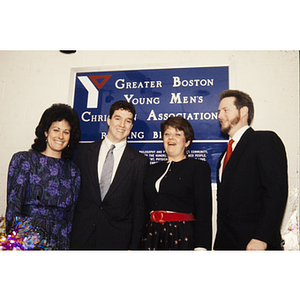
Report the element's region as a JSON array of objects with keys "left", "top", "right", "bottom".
[{"left": 214, "top": 90, "right": 288, "bottom": 250}]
